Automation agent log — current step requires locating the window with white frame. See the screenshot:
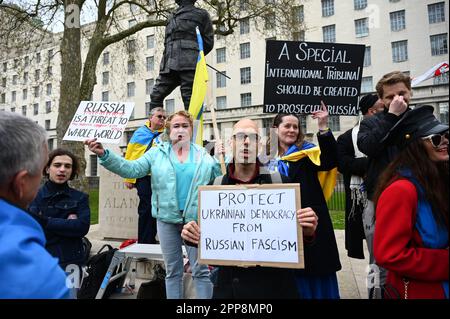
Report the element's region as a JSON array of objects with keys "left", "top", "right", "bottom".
[
  {"left": 12, "top": 75, "right": 18, "bottom": 85},
  {"left": 361, "top": 76, "right": 373, "bottom": 93},
  {"left": 322, "top": 0, "right": 334, "bottom": 17},
  {"left": 34, "top": 86, "right": 40, "bottom": 98},
  {"left": 216, "top": 96, "right": 227, "bottom": 109},
  {"left": 128, "top": 19, "right": 137, "bottom": 28},
  {"left": 102, "top": 72, "right": 109, "bottom": 85},
  {"left": 146, "top": 56, "right": 154, "bottom": 71},
  {"left": 165, "top": 99, "right": 175, "bottom": 114},
  {"left": 47, "top": 66, "right": 52, "bottom": 77},
  {"left": 127, "top": 39, "right": 136, "bottom": 53},
  {"left": 24, "top": 56, "right": 29, "bottom": 67},
  {"left": 430, "top": 33, "right": 448, "bottom": 55},
  {"left": 240, "top": 67, "right": 251, "bottom": 84},
  {"left": 428, "top": 2, "right": 445, "bottom": 24},
  {"left": 1, "top": 77, "right": 5, "bottom": 87},
  {"left": 45, "top": 101, "right": 51, "bottom": 113},
  {"left": 48, "top": 49, "right": 53, "bottom": 61},
  {"left": 35, "top": 69, "right": 40, "bottom": 81},
  {"left": 45, "top": 119, "right": 50, "bottom": 130},
  {"left": 216, "top": 71, "right": 227, "bottom": 88},
  {"left": 354, "top": 0, "right": 367, "bottom": 10},
  {"left": 390, "top": 10, "right": 406, "bottom": 31},
  {"left": 2, "top": 62, "right": 6, "bottom": 72},
  {"left": 22, "top": 105, "right": 26, "bottom": 116},
  {"left": 265, "top": 13, "right": 276, "bottom": 30},
  {"left": 33, "top": 103, "right": 38, "bottom": 115},
  {"left": 327, "top": 116, "right": 340, "bottom": 131},
  {"left": 127, "top": 60, "right": 135, "bottom": 75},
  {"left": 240, "top": 18, "right": 250, "bottom": 34},
  {"left": 391, "top": 40, "right": 408, "bottom": 62},
  {"left": 293, "top": 5, "right": 304, "bottom": 23},
  {"left": 46, "top": 84, "right": 52, "bottom": 96},
  {"left": 127, "top": 82, "right": 135, "bottom": 97},
  {"left": 23, "top": 88, "right": 27, "bottom": 100},
  {"left": 364, "top": 46, "right": 371, "bottom": 67},
  {"left": 355, "top": 18, "right": 369, "bottom": 37},
  {"left": 147, "top": 35, "right": 155, "bottom": 49},
  {"left": 145, "top": 102, "right": 151, "bottom": 116},
  {"left": 103, "top": 52, "right": 110, "bottom": 65},
  {"left": 23, "top": 72, "right": 28, "bottom": 84},
  {"left": 0, "top": 93, "right": 5, "bottom": 104},
  {"left": 102, "top": 91, "right": 109, "bottom": 101},
  {"left": 240, "top": 93, "right": 252, "bottom": 107},
  {"left": 292, "top": 31, "right": 305, "bottom": 41},
  {"left": 216, "top": 47, "right": 226, "bottom": 63},
  {"left": 240, "top": 43, "right": 250, "bottom": 59},
  {"left": 146, "top": 79, "right": 154, "bottom": 95},
  {"left": 239, "top": 0, "right": 249, "bottom": 11},
  {"left": 36, "top": 52, "right": 40, "bottom": 63},
  {"left": 11, "top": 91, "right": 16, "bottom": 102},
  {"left": 323, "top": 25, "right": 336, "bottom": 43}
]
